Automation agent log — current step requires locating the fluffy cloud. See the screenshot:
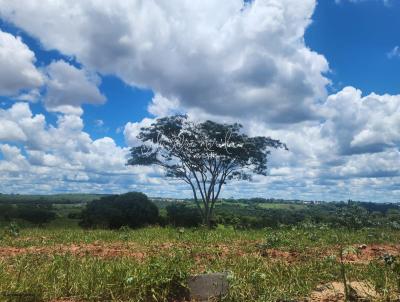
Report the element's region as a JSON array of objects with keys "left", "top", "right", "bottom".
[
  {"left": 0, "top": 96, "right": 399, "bottom": 200},
  {"left": 322, "top": 86, "right": 400, "bottom": 155},
  {"left": 0, "top": 144, "right": 30, "bottom": 173},
  {"left": 0, "top": 120, "right": 26, "bottom": 141},
  {"left": 0, "top": 0, "right": 329, "bottom": 124},
  {"left": 0, "top": 29, "right": 105, "bottom": 114},
  {"left": 326, "top": 150, "right": 400, "bottom": 179},
  {"left": 122, "top": 83, "right": 400, "bottom": 200},
  {"left": 0, "top": 102, "right": 164, "bottom": 194},
  {"left": 44, "top": 60, "right": 106, "bottom": 115},
  {"left": 202, "top": 86, "right": 400, "bottom": 197},
  {"left": 147, "top": 94, "right": 180, "bottom": 117},
  {"left": 0, "top": 30, "right": 43, "bottom": 96},
  {"left": 0, "top": 1, "right": 399, "bottom": 201},
  {"left": 124, "top": 118, "right": 155, "bottom": 147}
]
